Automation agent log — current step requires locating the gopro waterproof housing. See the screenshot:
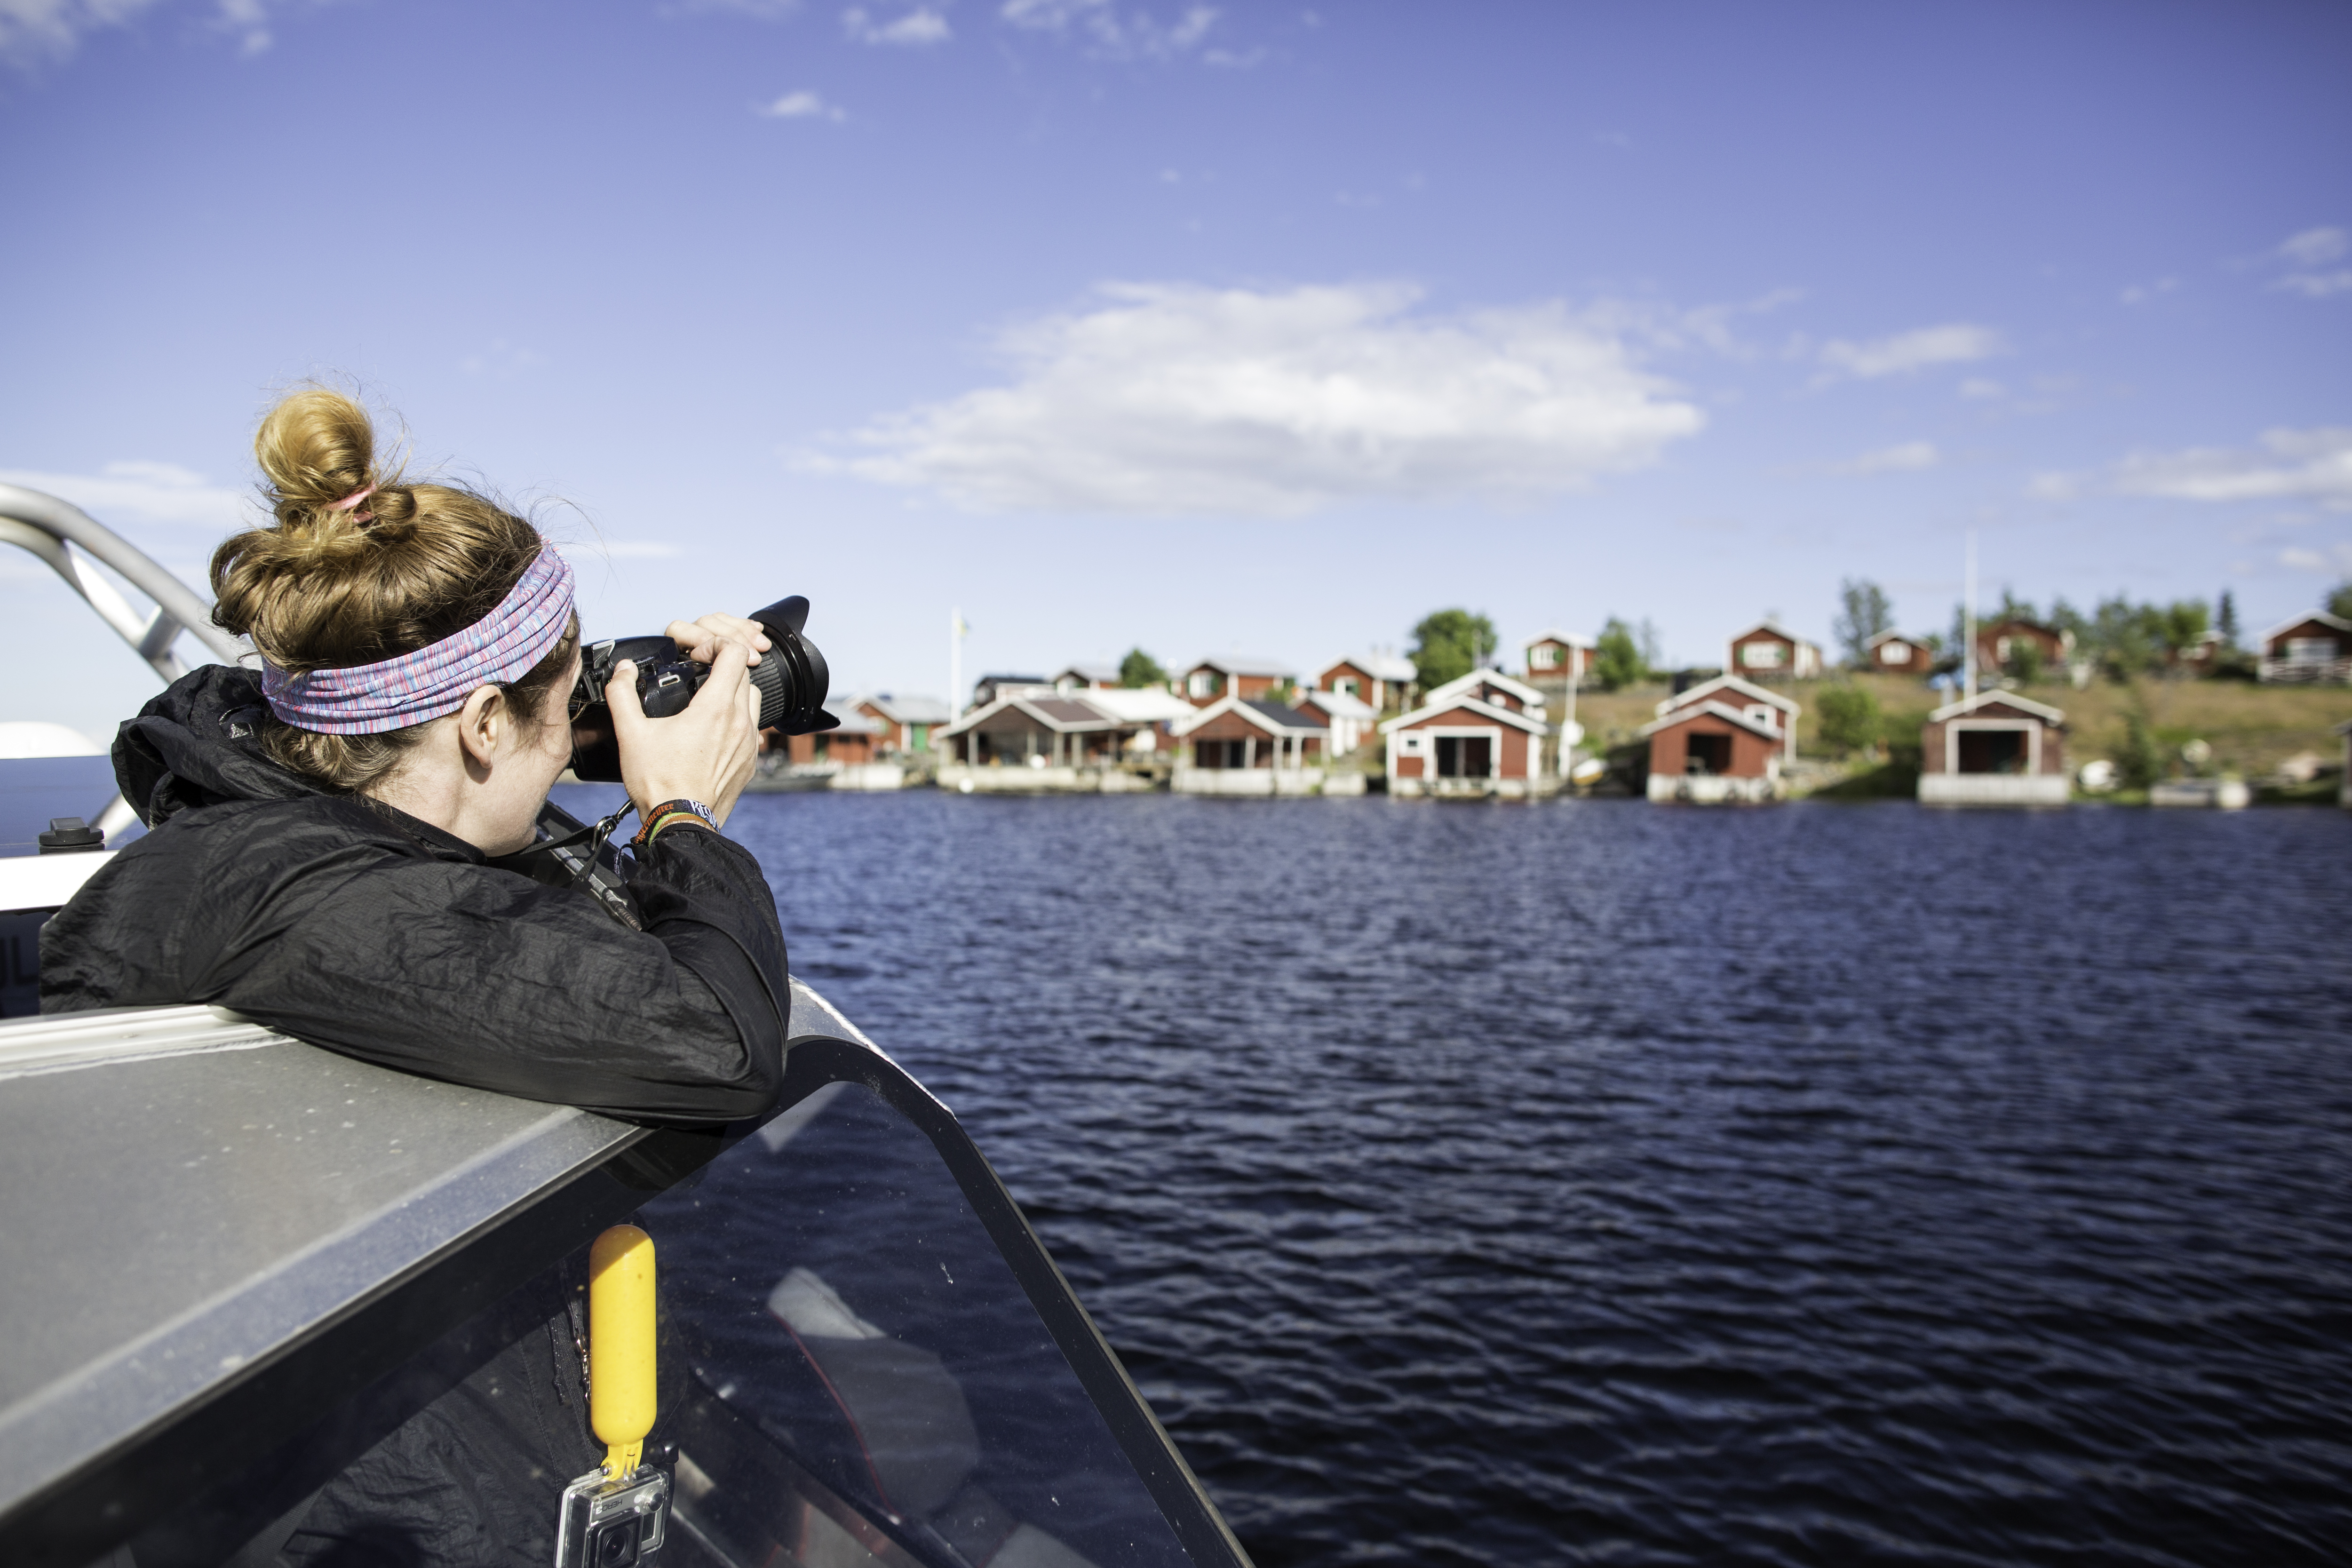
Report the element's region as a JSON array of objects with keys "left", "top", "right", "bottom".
[{"left": 556, "top": 1463, "right": 671, "bottom": 1568}]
